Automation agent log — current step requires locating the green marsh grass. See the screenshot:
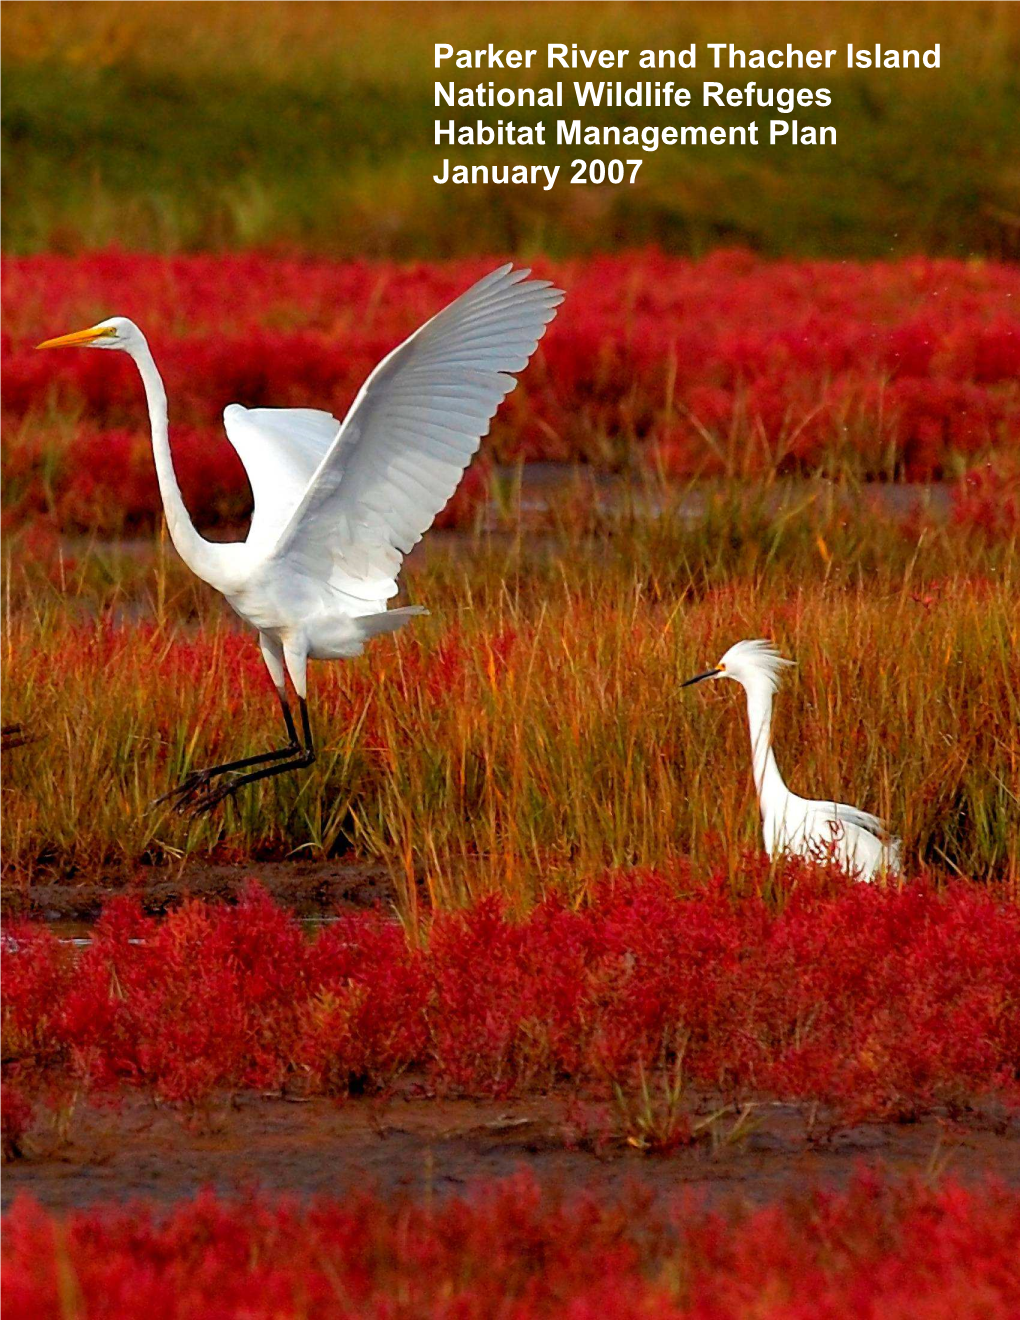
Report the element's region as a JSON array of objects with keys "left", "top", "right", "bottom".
[
  {"left": 3, "top": 485, "right": 1017, "bottom": 908},
  {"left": 3, "top": 2, "right": 1018, "bottom": 258}
]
